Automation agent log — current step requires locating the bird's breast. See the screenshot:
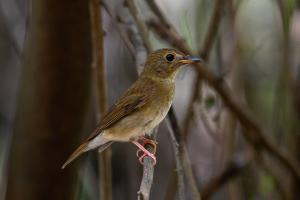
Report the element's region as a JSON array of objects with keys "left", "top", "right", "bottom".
[{"left": 142, "top": 82, "right": 175, "bottom": 132}]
